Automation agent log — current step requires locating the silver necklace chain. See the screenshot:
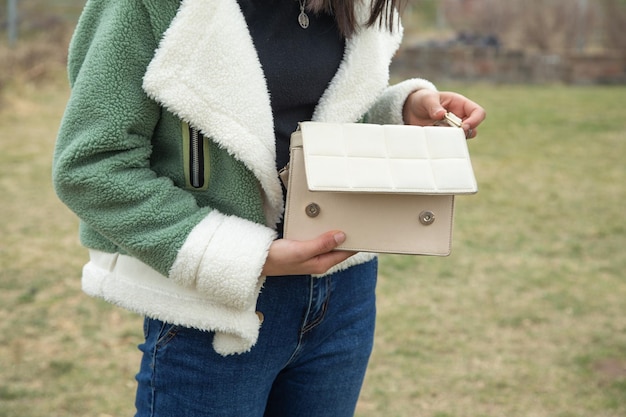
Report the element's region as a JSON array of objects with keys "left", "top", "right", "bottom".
[{"left": 298, "top": 0, "right": 309, "bottom": 29}]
